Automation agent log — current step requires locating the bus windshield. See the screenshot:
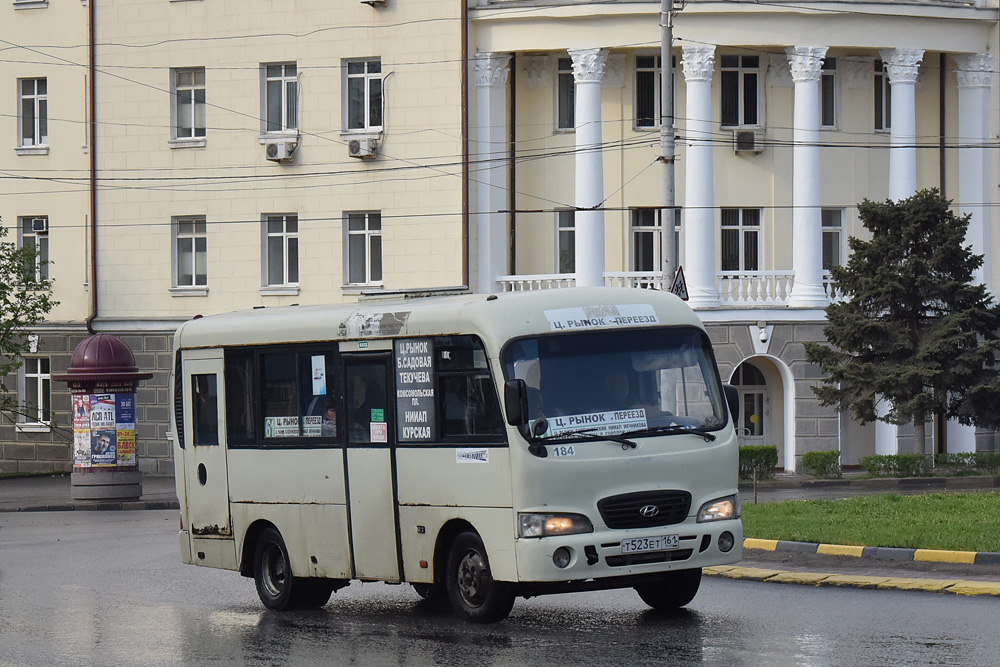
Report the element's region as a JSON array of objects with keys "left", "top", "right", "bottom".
[{"left": 501, "top": 327, "right": 726, "bottom": 440}]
